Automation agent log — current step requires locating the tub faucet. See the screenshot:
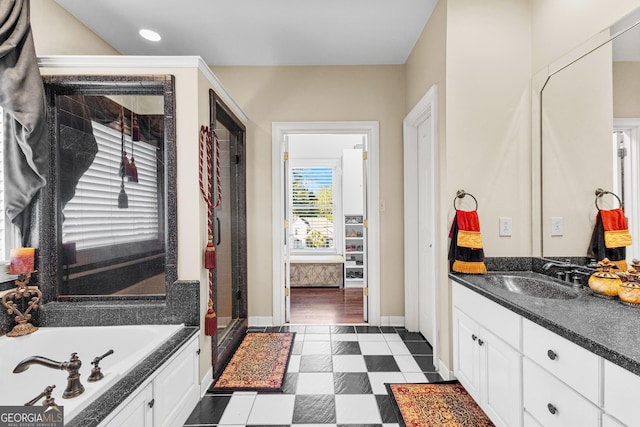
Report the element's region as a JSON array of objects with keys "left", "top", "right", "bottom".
[{"left": 13, "top": 353, "right": 84, "bottom": 398}]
